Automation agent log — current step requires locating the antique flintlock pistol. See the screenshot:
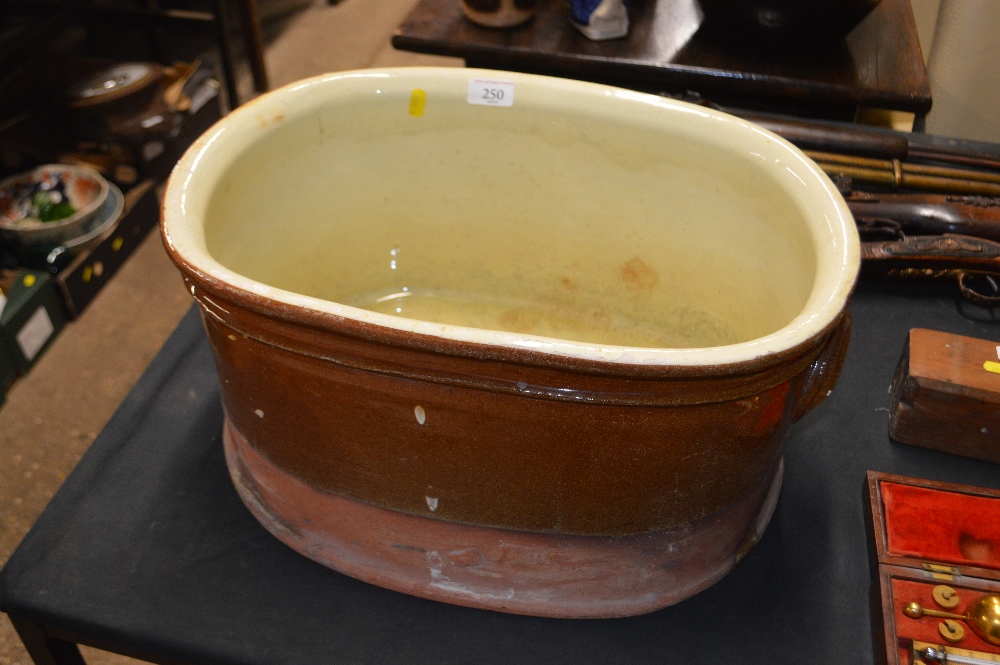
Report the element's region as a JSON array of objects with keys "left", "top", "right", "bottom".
[
  {"left": 860, "top": 234, "right": 1000, "bottom": 307},
  {"left": 850, "top": 194, "right": 1000, "bottom": 243}
]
